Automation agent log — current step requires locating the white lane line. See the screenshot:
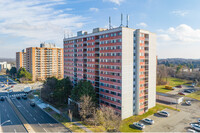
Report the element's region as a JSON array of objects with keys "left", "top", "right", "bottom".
[
  {"left": 38, "top": 122, "right": 41, "bottom": 127},
  {"left": 14, "top": 129, "right": 17, "bottom": 133},
  {"left": 43, "top": 128, "right": 47, "bottom": 132},
  {"left": 49, "top": 123, "right": 53, "bottom": 127},
  {"left": 33, "top": 118, "right": 36, "bottom": 121}
]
